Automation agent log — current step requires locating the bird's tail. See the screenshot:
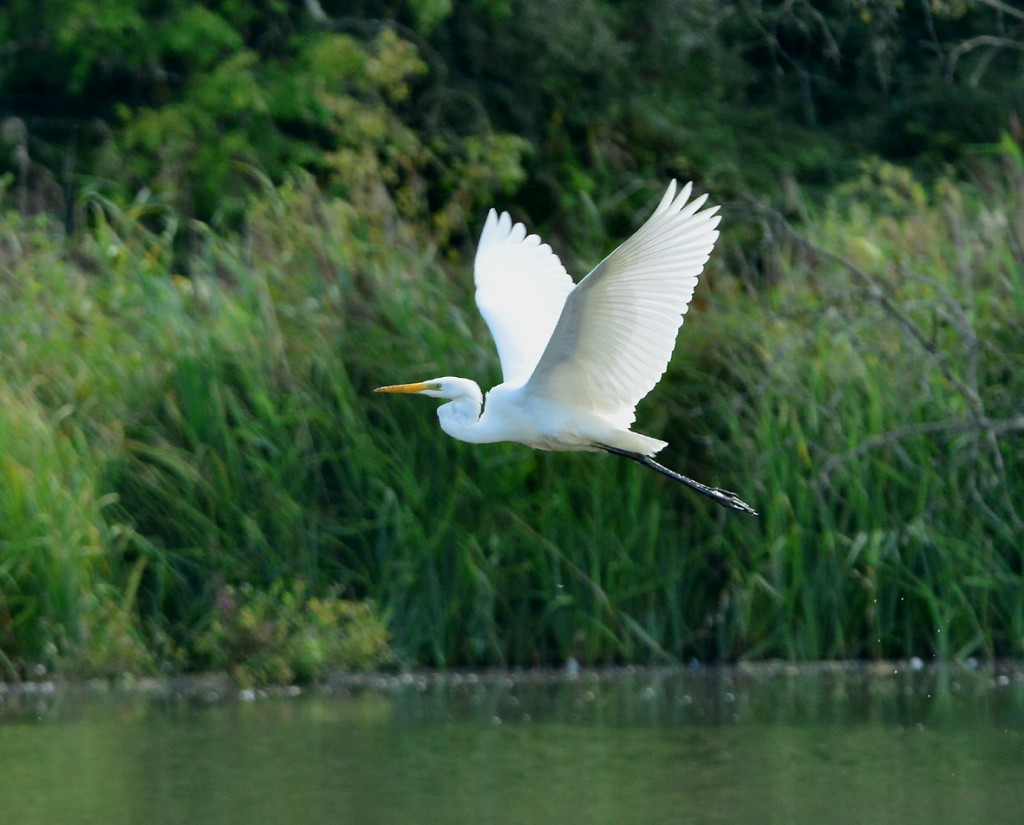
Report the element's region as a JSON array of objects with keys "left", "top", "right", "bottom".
[{"left": 600, "top": 430, "right": 667, "bottom": 457}]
